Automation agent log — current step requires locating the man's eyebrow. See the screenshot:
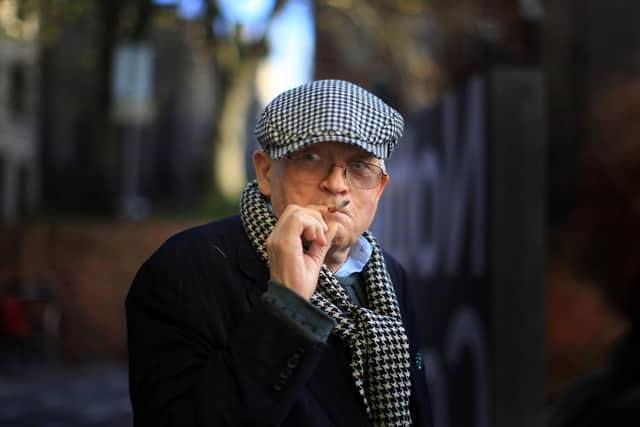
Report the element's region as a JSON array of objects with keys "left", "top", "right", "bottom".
[
  {"left": 348, "top": 153, "right": 376, "bottom": 162},
  {"left": 298, "top": 147, "right": 319, "bottom": 154}
]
